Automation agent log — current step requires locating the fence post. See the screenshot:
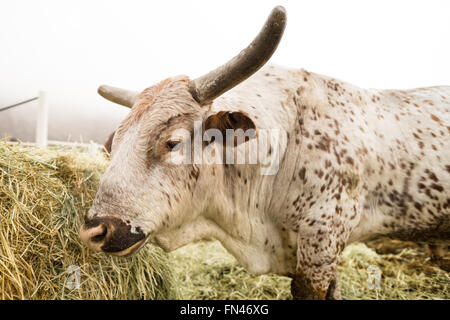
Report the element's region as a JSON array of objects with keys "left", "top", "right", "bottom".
[{"left": 35, "top": 90, "right": 48, "bottom": 147}]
